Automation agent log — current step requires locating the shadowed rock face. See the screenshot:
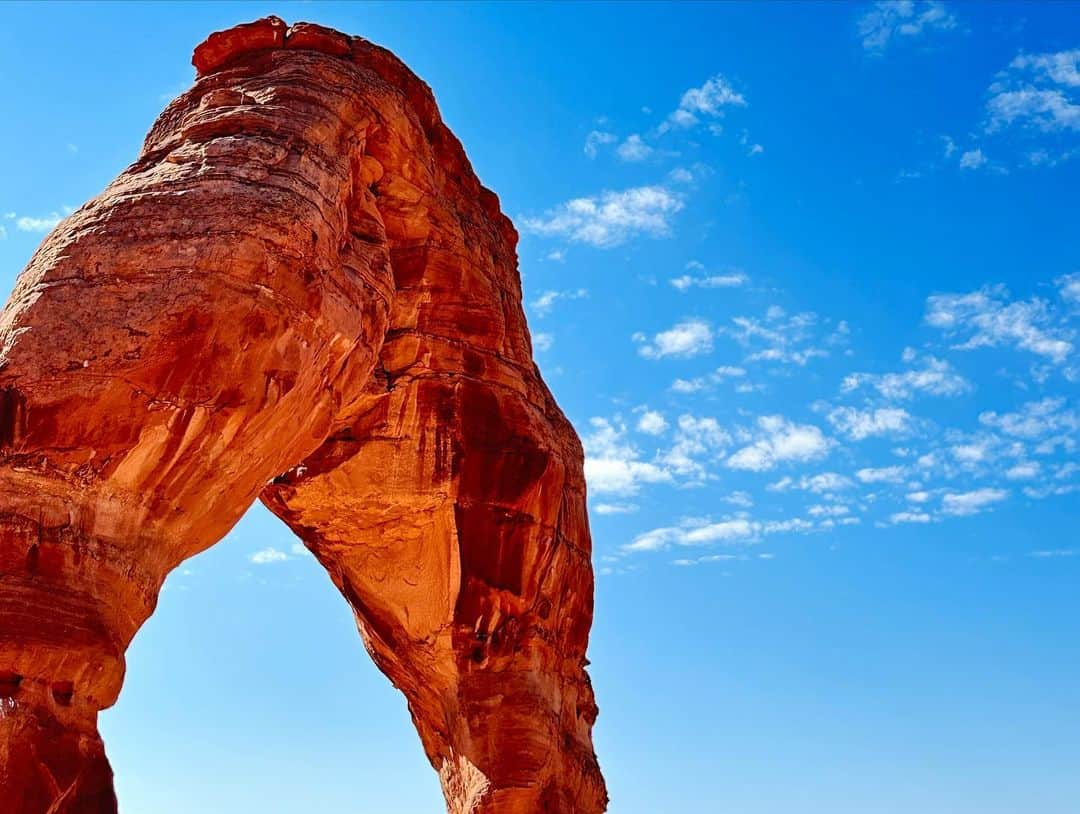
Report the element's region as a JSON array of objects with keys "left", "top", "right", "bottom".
[{"left": 0, "top": 18, "right": 606, "bottom": 813}]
